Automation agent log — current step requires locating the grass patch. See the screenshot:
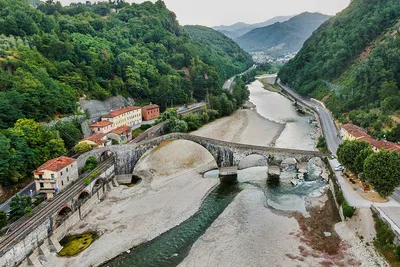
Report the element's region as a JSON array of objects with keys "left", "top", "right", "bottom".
[
  {"left": 59, "top": 232, "right": 98, "bottom": 257},
  {"left": 372, "top": 211, "right": 400, "bottom": 266}
]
